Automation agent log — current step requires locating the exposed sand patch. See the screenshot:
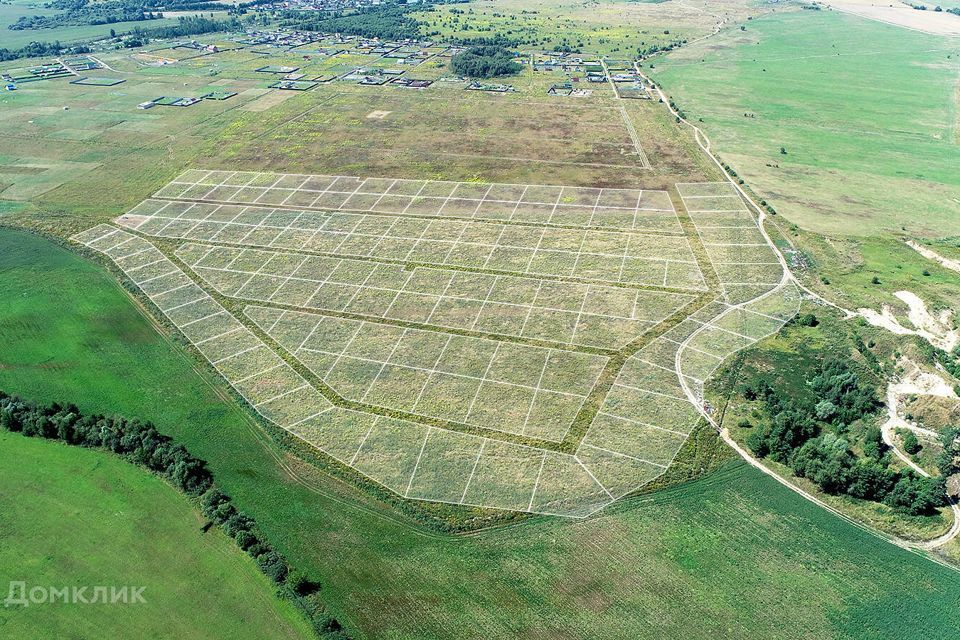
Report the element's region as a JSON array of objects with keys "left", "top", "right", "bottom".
[
  {"left": 858, "top": 290, "right": 959, "bottom": 352},
  {"left": 892, "top": 359, "right": 958, "bottom": 400},
  {"left": 825, "top": 0, "right": 960, "bottom": 36},
  {"left": 242, "top": 89, "right": 296, "bottom": 112},
  {"left": 907, "top": 240, "right": 960, "bottom": 275},
  {"left": 882, "top": 359, "right": 953, "bottom": 471}
]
